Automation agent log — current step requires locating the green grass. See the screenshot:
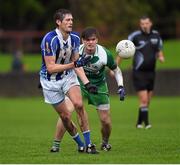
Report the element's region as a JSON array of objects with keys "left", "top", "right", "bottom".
[
  {"left": 0, "top": 53, "right": 41, "bottom": 73},
  {"left": 0, "top": 96, "right": 180, "bottom": 163},
  {"left": 0, "top": 39, "right": 180, "bottom": 73}
]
